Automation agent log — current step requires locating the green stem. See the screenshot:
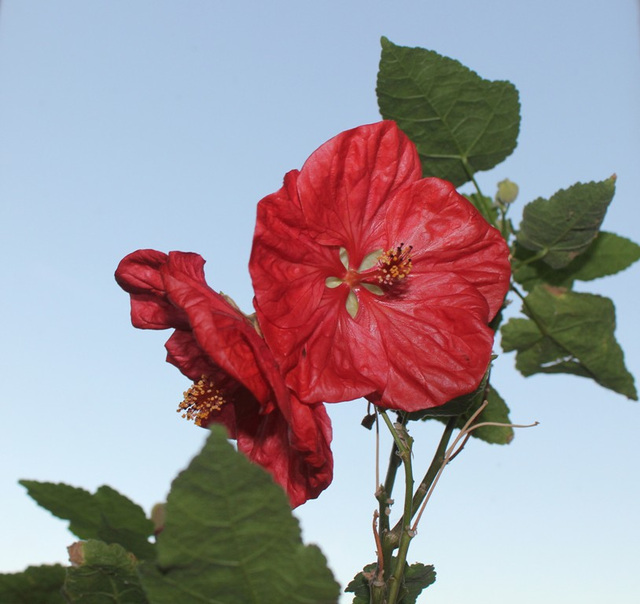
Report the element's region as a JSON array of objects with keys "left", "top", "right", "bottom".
[
  {"left": 383, "top": 439, "right": 402, "bottom": 497},
  {"left": 379, "top": 437, "right": 401, "bottom": 575},
  {"left": 498, "top": 205, "right": 512, "bottom": 240},
  {"left": 378, "top": 410, "right": 414, "bottom": 604},
  {"left": 462, "top": 157, "right": 483, "bottom": 197},
  {"left": 511, "top": 247, "right": 549, "bottom": 268},
  {"left": 390, "top": 416, "right": 458, "bottom": 540},
  {"left": 510, "top": 283, "right": 552, "bottom": 338}
]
